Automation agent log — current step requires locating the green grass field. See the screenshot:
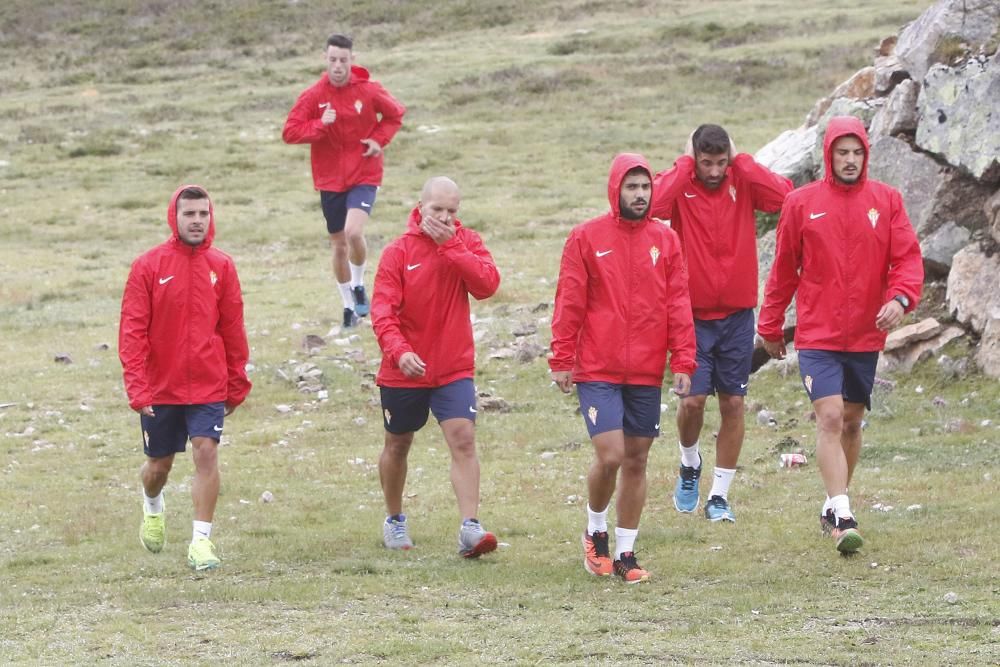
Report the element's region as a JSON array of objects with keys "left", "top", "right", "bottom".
[{"left": 1, "top": 0, "right": 998, "bottom": 664}]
